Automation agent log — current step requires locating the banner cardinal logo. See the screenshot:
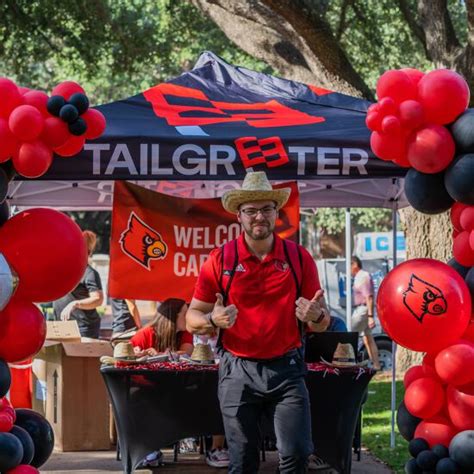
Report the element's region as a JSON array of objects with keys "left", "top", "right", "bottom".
[
  {"left": 119, "top": 212, "right": 167, "bottom": 270},
  {"left": 403, "top": 274, "right": 447, "bottom": 323}
]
